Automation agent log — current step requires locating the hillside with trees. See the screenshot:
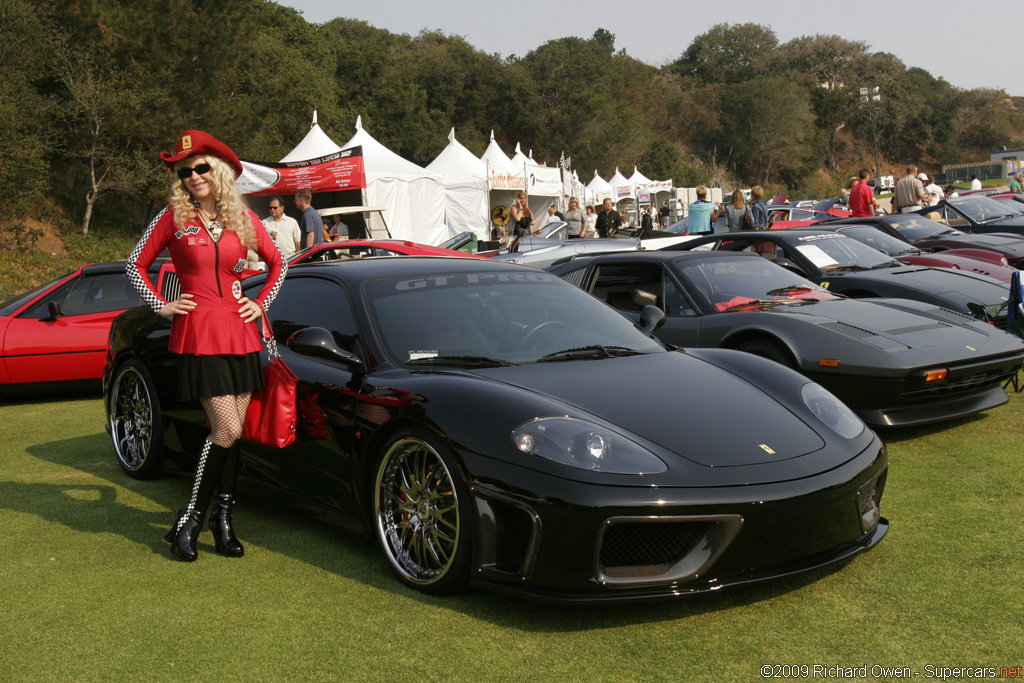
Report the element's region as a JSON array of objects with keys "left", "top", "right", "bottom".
[{"left": 3, "top": 0, "right": 1024, "bottom": 243}]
